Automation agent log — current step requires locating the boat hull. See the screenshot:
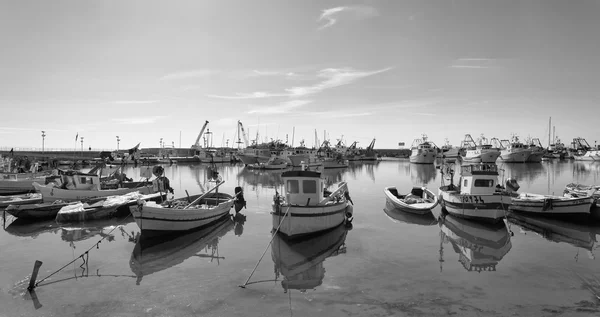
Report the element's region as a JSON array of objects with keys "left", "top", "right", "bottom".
[
  {"left": 439, "top": 189, "right": 512, "bottom": 222},
  {"left": 0, "top": 193, "right": 42, "bottom": 208},
  {"left": 272, "top": 202, "right": 349, "bottom": 238},
  {"left": 288, "top": 155, "right": 322, "bottom": 167},
  {"left": 462, "top": 150, "right": 500, "bottom": 164},
  {"left": 5, "top": 202, "right": 76, "bottom": 220},
  {"left": 33, "top": 182, "right": 155, "bottom": 202},
  {"left": 527, "top": 152, "right": 545, "bottom": 163},
  {"left": 383, "top": 186, "right": 438, "bottom": 215},
  {"left": 0, "top": 178, "right": 45, "bottom": 195},
  {"left": 499, "top": 150, "right": 531, "bottom": 162},
  {"left": 321, "top": 159, "right": 349, "bottom": 169},
  {"left": 130, "top": 199, "right": 235, "bottom": 231},
  {"left": 409, "top": 152, "right": 436, "bottom": 164},
  {"left": 509, "top": 194, "right": 592, "bottom": 215},
  {"left": 237, "top": 153, "right": 270, "bottom": 165}
]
